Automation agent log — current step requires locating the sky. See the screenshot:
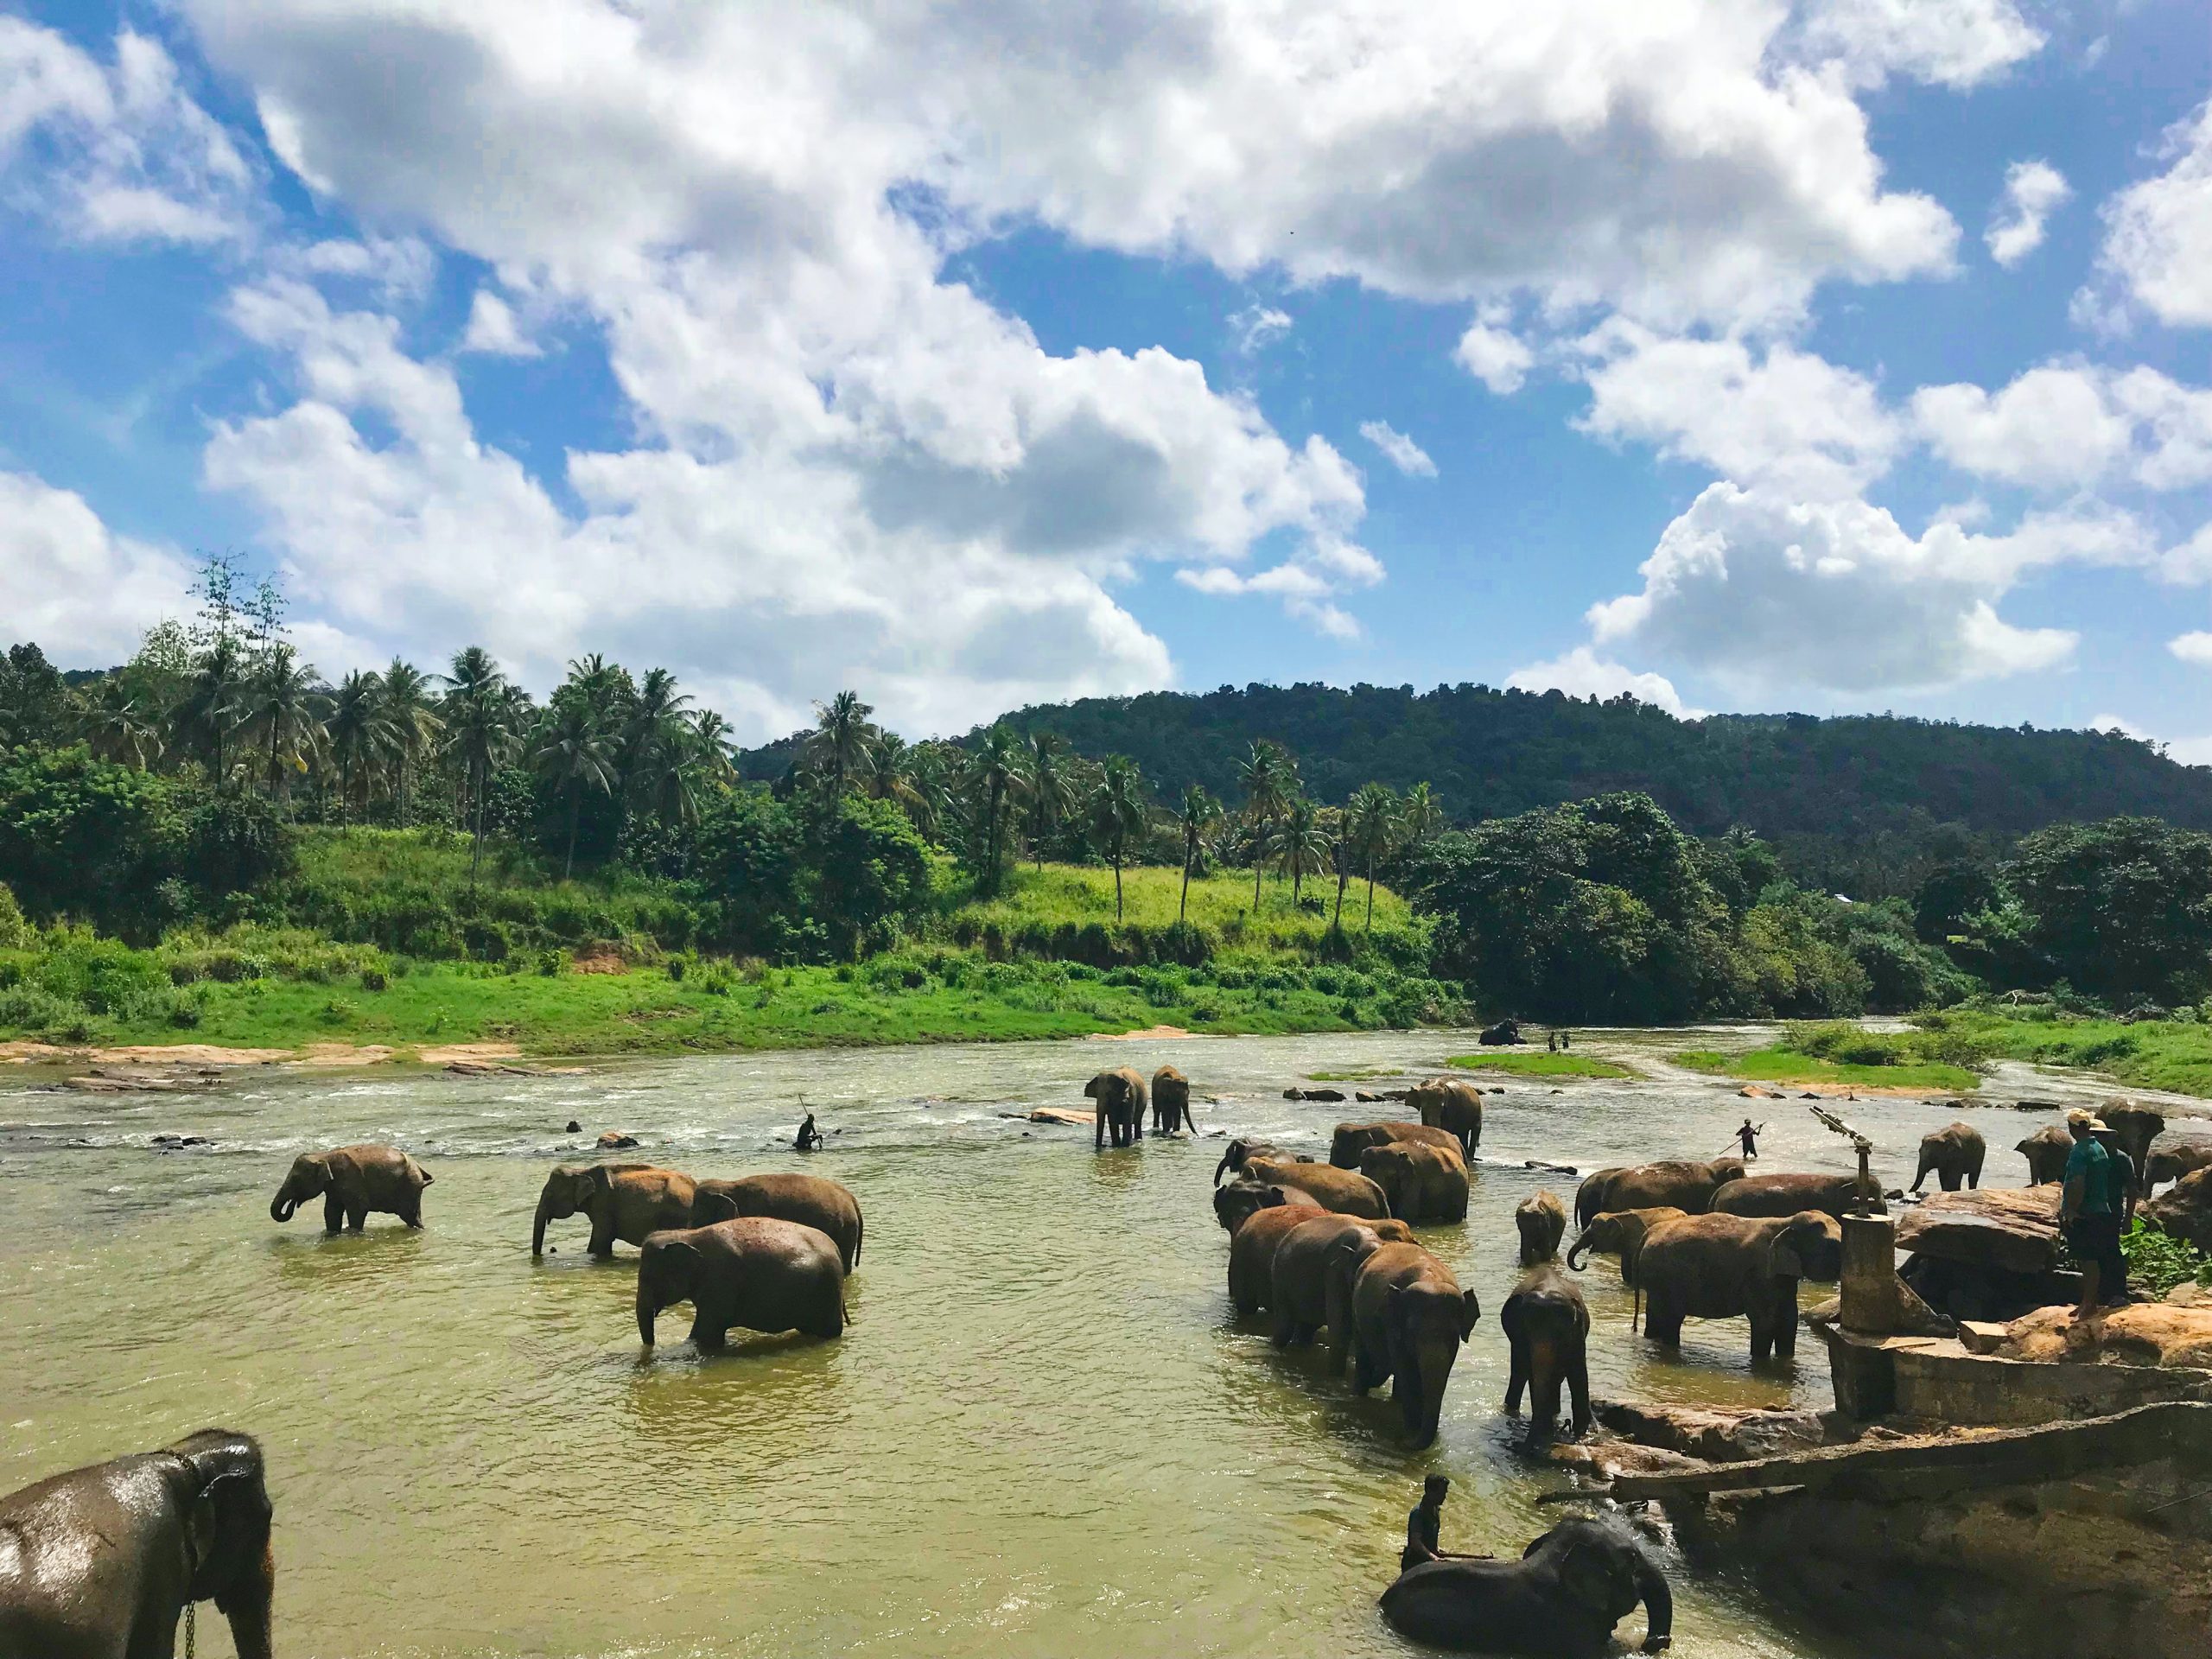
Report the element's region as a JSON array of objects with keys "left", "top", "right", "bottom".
[{"left": 3, "top": 1, "right": 2211, "bottom": 754}]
